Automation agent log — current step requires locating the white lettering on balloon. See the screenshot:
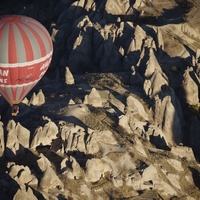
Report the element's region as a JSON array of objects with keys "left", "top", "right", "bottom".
[
  {"left": 0, "top": 69, "right": 9, "bottom": 77},
  {"left": 39, "top": 58, "right": 51, "bottom": 78},
  {"left": 0, "top": 69, "right": 9, "bottom": 83},
  {"left": 0, "top": 78, "right": 7, "bottom": 83},
  {"left": 40, "top": 59, "right": 51, "bottom": 71}
]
